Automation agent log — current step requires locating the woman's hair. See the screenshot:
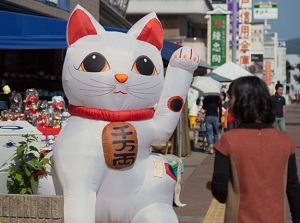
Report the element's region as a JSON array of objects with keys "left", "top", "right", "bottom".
[{"left": 227, "top": 76, "right": 275, "bottom": 124}]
